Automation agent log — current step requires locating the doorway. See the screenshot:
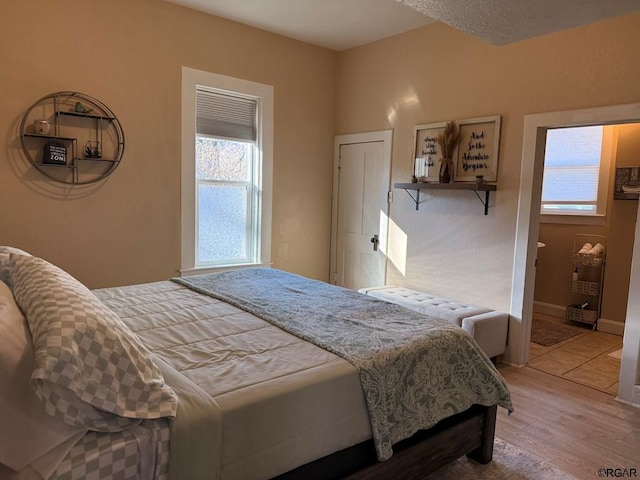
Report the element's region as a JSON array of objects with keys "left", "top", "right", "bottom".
[
  {"left": 527, "top": 123, "right": 639, "bottom": 394},
  {"left": 330, "top": 130, "right": 392, "bottom": 290},
  {"left": 510, "top": 102, "right": 640, "bottom": 405}
]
